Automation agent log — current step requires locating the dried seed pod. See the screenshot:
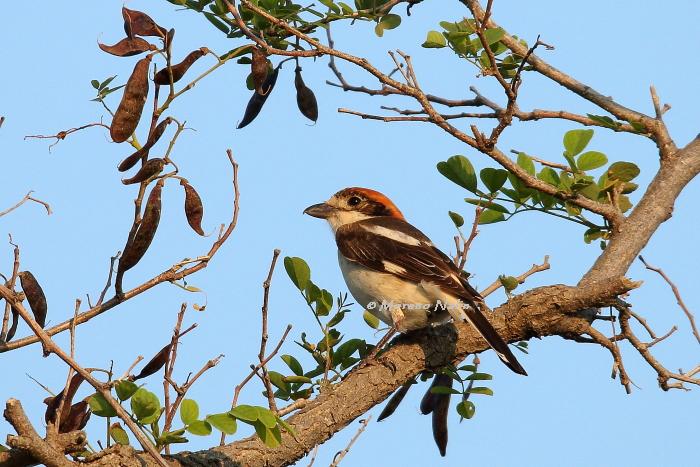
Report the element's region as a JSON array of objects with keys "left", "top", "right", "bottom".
[
  {"left": 60, "top": 400, "right": 91, "bottom": 433},
  {"left": 118, "top": 180, "right": 164, "bottom": 273},
  {"left": 431, "top": 381, "right": 451, "bottom": 457},
  {"left": 121, "top": 158, "right": 165, "bottom": 185},
  {"left": 420, "top": 373, "right": 450, "bottom": 415},
  {"left": 237, "top": 64, "right": 280, "bottom": 129},
  {"left": 6, "top": 306, "right": 18, "bottom": 341},
  {"left": 44, "top": 374, "right": 85, "bottom": 426},
  {"left": 18, "top": 271, "right": 47, "bottom": 328},
  {"left": 153, "top": 48, "right": 209, "bottom": 85},
  {"left": 118, "top": 118, "right": 173, "bottom": 172},
  {"left": 181, "top": 180, "right": 205, "bottom": 236},
  {"left": 251, "top": 47, "right": 271, "bottom": 95},
  {"left": 164, "top": 28, "right": 176, "bottom": 51},
  {"left": 294, "top": 66, "right": 318, "bottom": 122},
  {"left": 133, "top": 343, "right": 171, "bottom": 380},
  {"left": 98, "top": 37, "right": 155, "bottom": 57},
  {"left": 122, "top": 7, "right": 167, "bottom": 38},
  {"left": 377, "top": 380, "right": 413, "bottom": 421},
  {"left": 111, "top": 55, "right": 152, "bottom": 143}
]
